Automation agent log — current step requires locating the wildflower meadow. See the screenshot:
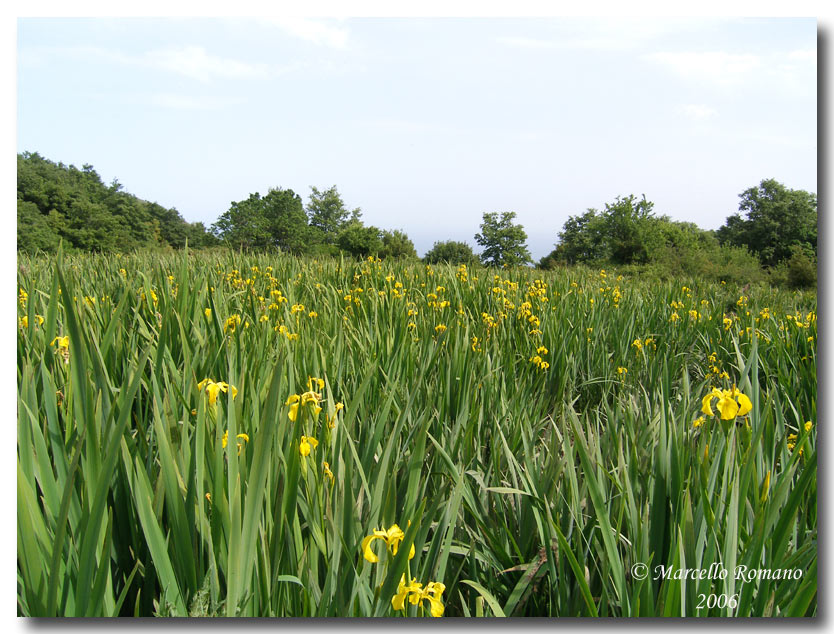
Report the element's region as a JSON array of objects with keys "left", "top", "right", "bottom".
[{"left": 17, "top": 247, "right": 816, "bottom": 617}]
